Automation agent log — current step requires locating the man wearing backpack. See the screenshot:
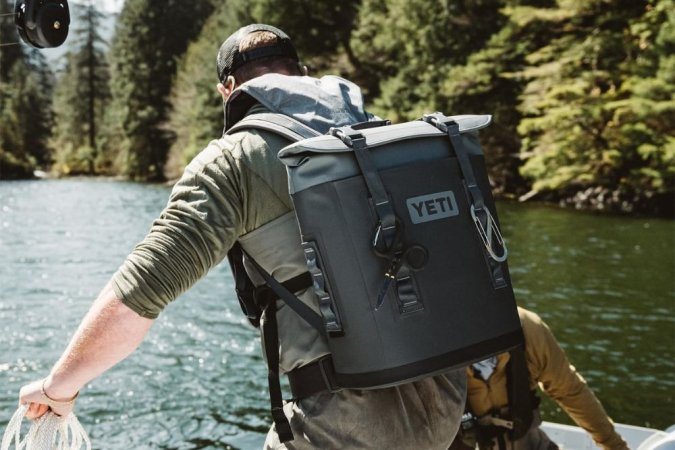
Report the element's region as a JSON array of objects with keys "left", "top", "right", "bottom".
[{"left": 18, "top": 24, "right": 467, "bottom": 449}]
